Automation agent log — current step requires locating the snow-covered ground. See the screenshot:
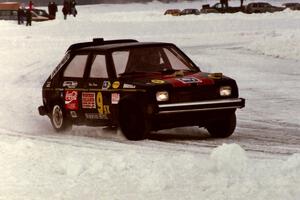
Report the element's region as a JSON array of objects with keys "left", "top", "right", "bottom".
[{"left": 0, "top": 0, "right": 300, "bottom": 199}]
